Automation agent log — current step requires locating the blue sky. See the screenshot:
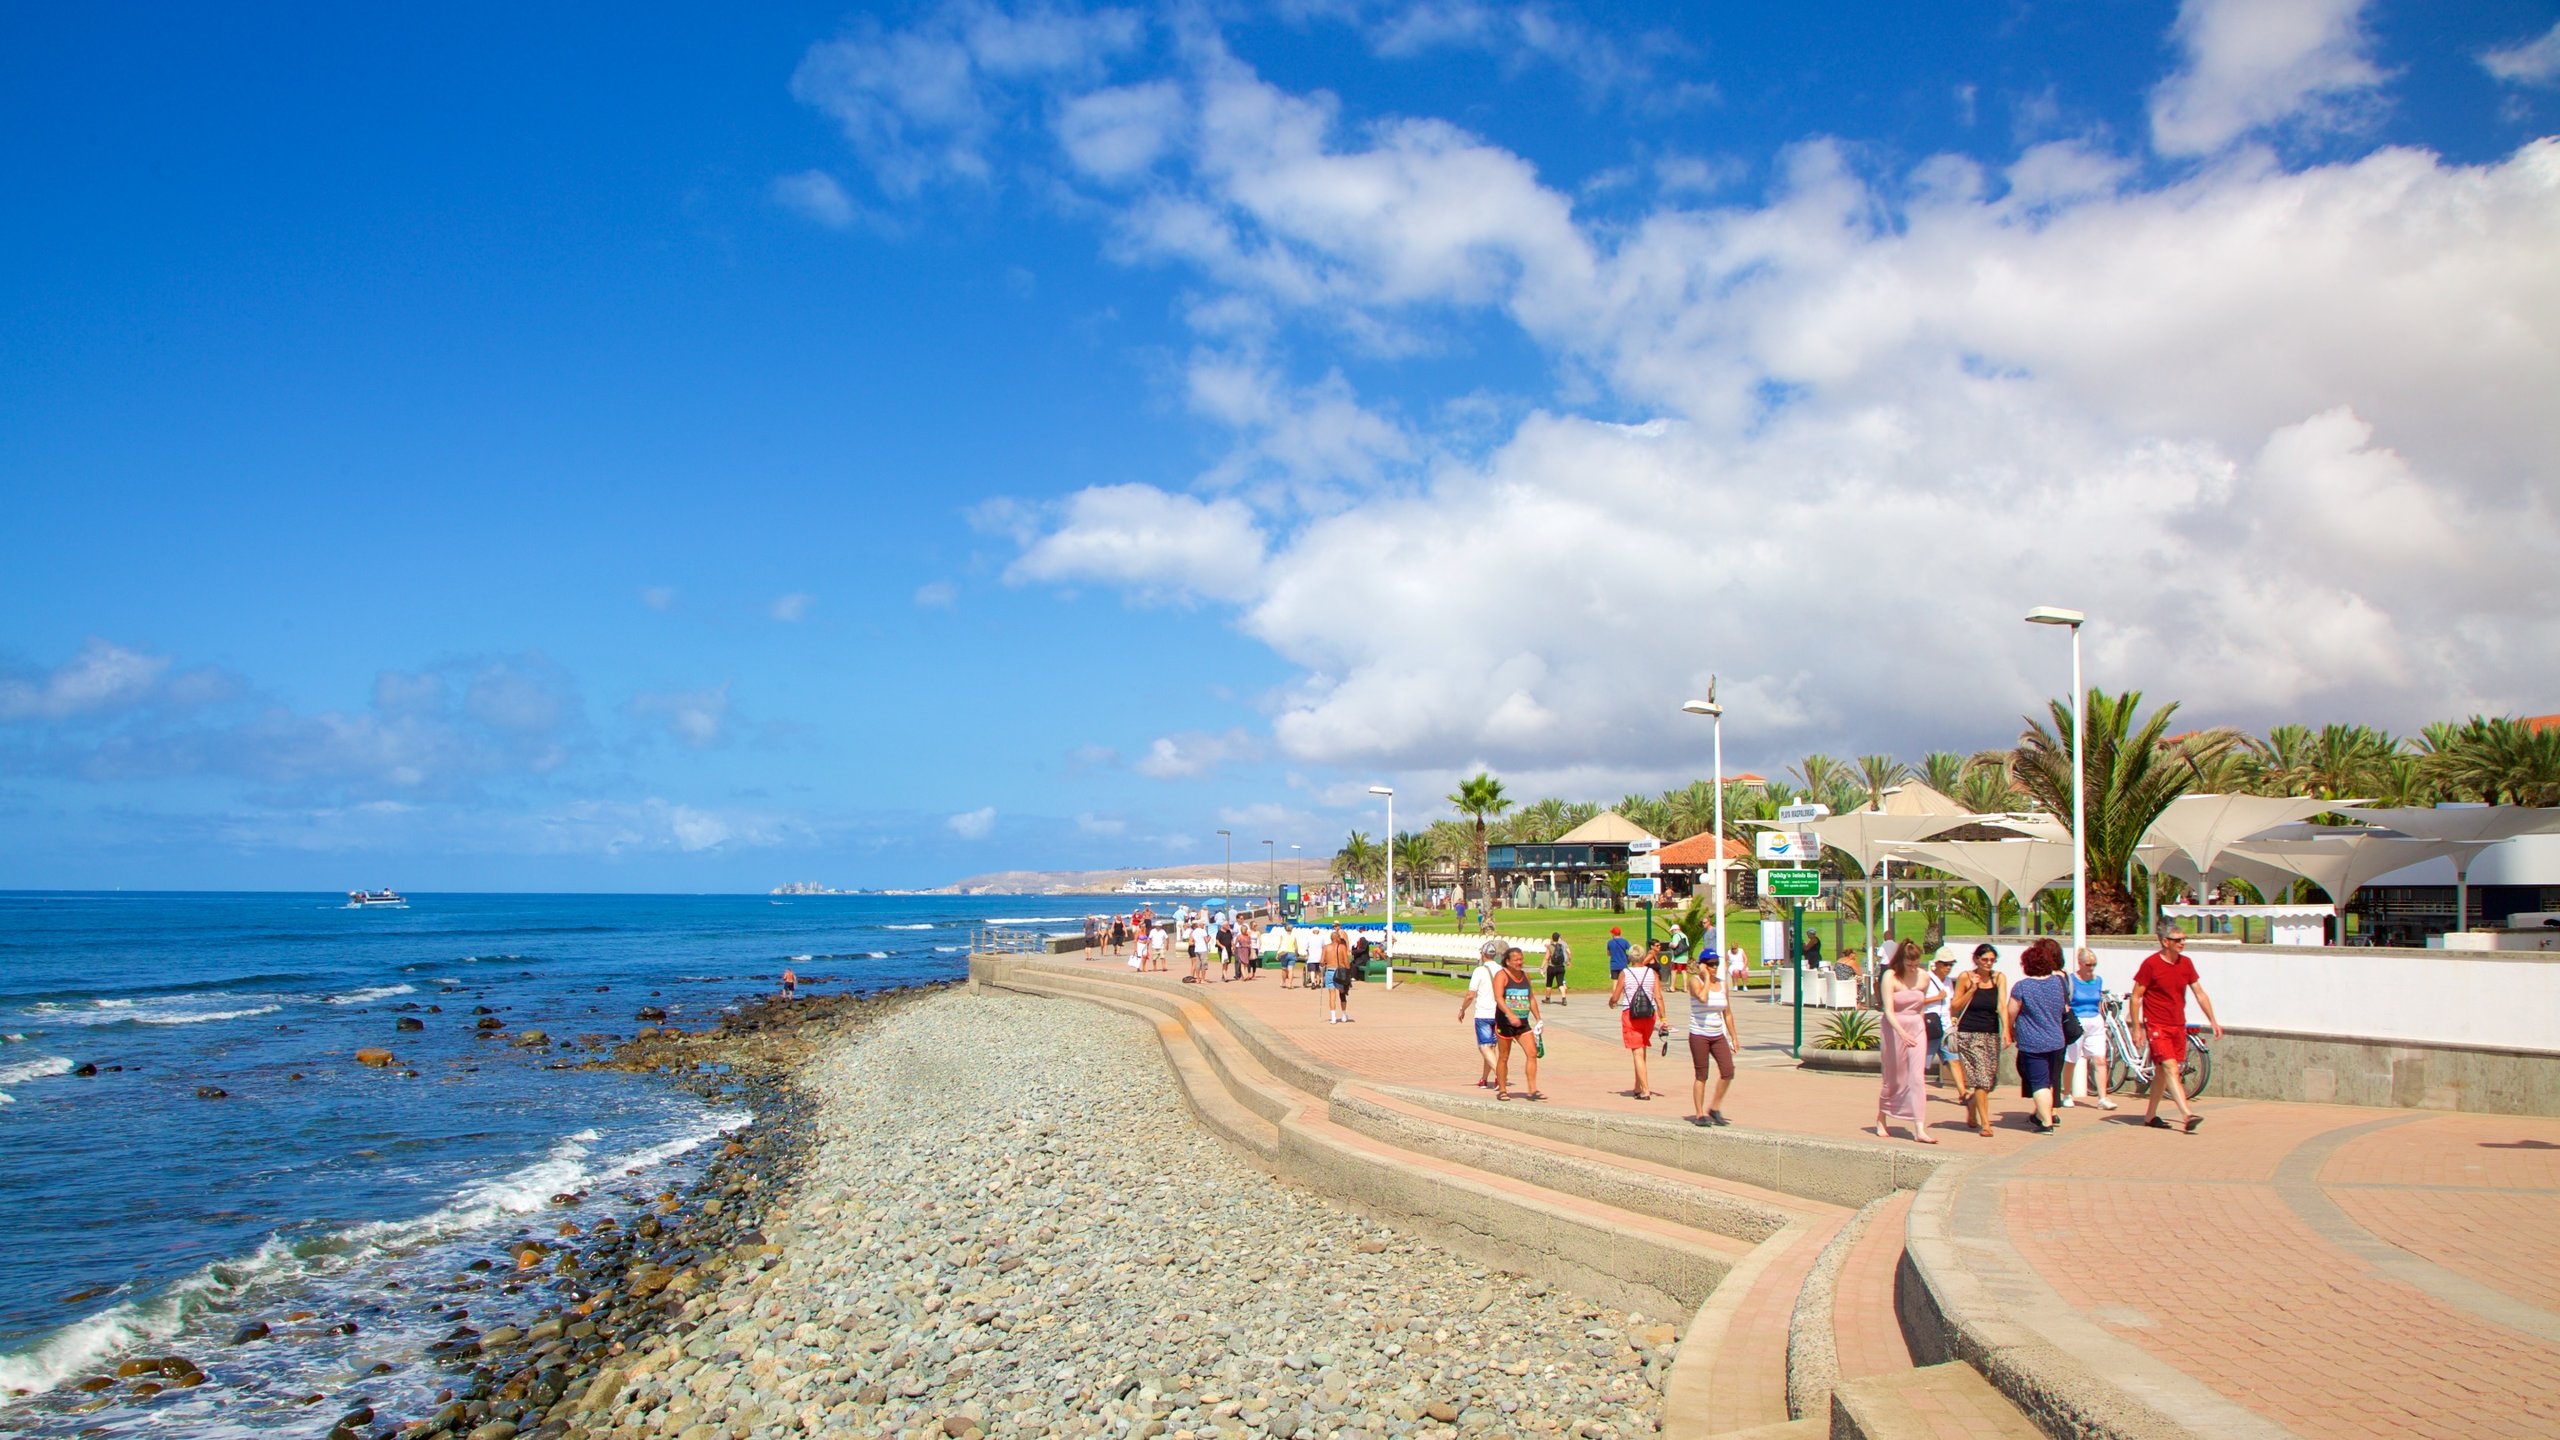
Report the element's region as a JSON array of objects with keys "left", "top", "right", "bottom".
[{"left": 4, "top": 1, "right": 2556, "bottom": 890}]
